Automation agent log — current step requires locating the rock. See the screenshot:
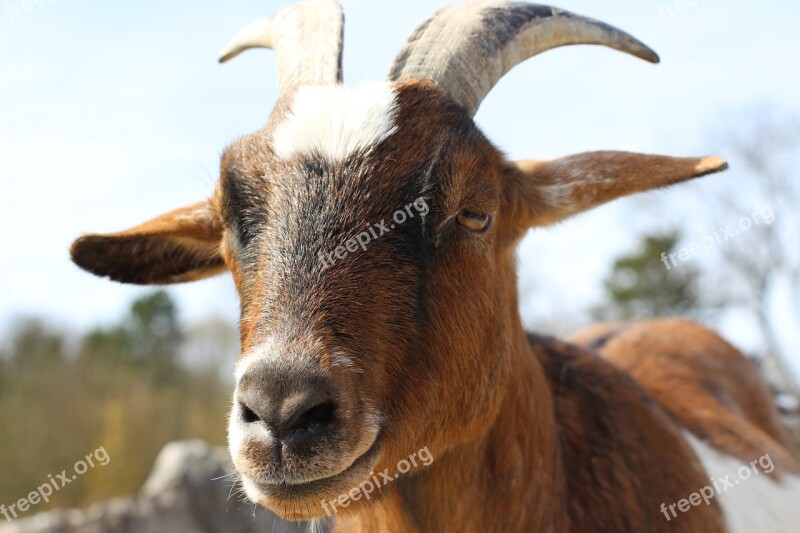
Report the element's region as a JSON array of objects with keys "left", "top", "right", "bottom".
[{"left": 0, "top": 440, "right": 329, "bottom": 533}]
